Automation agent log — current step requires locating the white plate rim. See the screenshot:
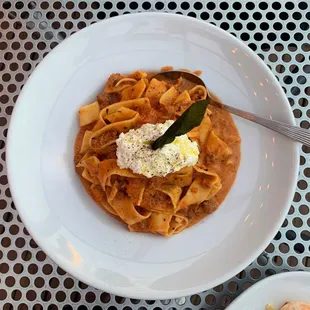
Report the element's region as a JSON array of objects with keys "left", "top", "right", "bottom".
[
  {"left": 226, "top": 271, "right": 310, "bottom": 309},
  {"left": 7, "top": 12, "right": 299, "bottom": 299}
]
